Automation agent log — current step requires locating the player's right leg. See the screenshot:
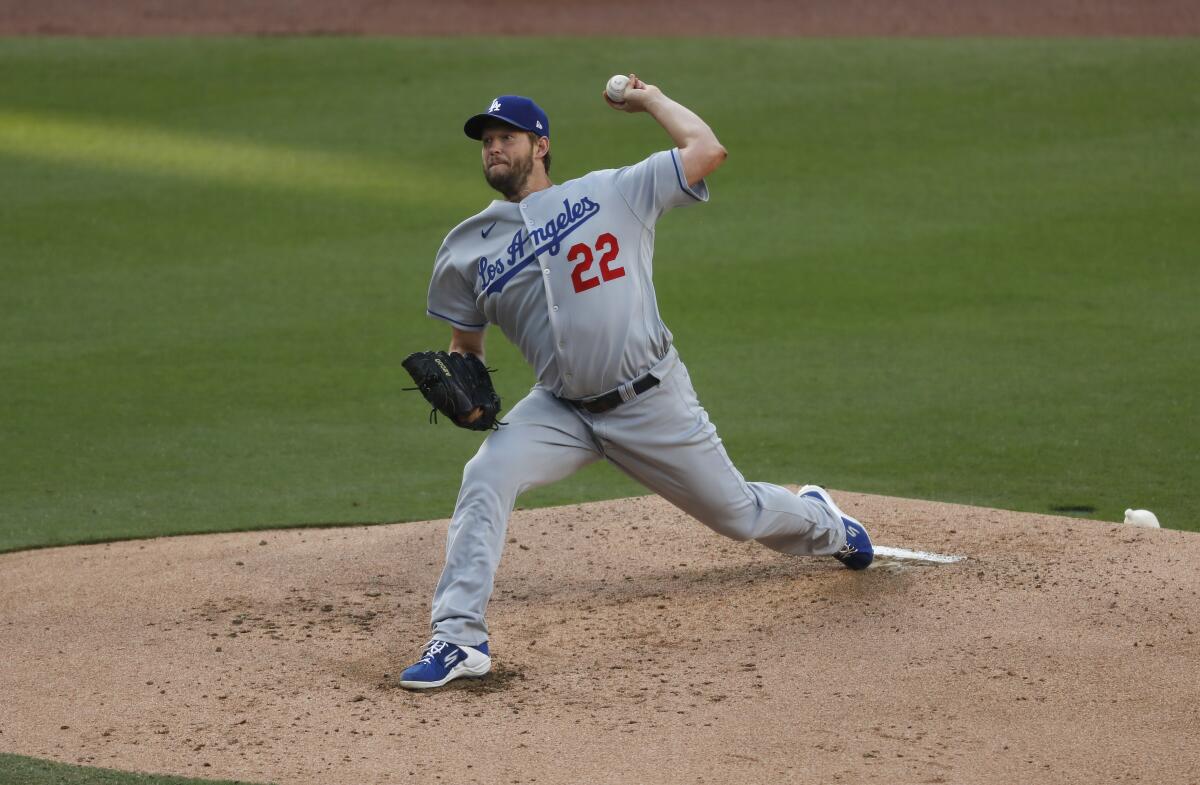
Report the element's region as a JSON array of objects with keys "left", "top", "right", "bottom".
[
  {"left": 595, "top": 359, "right": 870, "bottom": 566},
  {"left": 400, "top": 388, "right": 602, "bottom": 689}
]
